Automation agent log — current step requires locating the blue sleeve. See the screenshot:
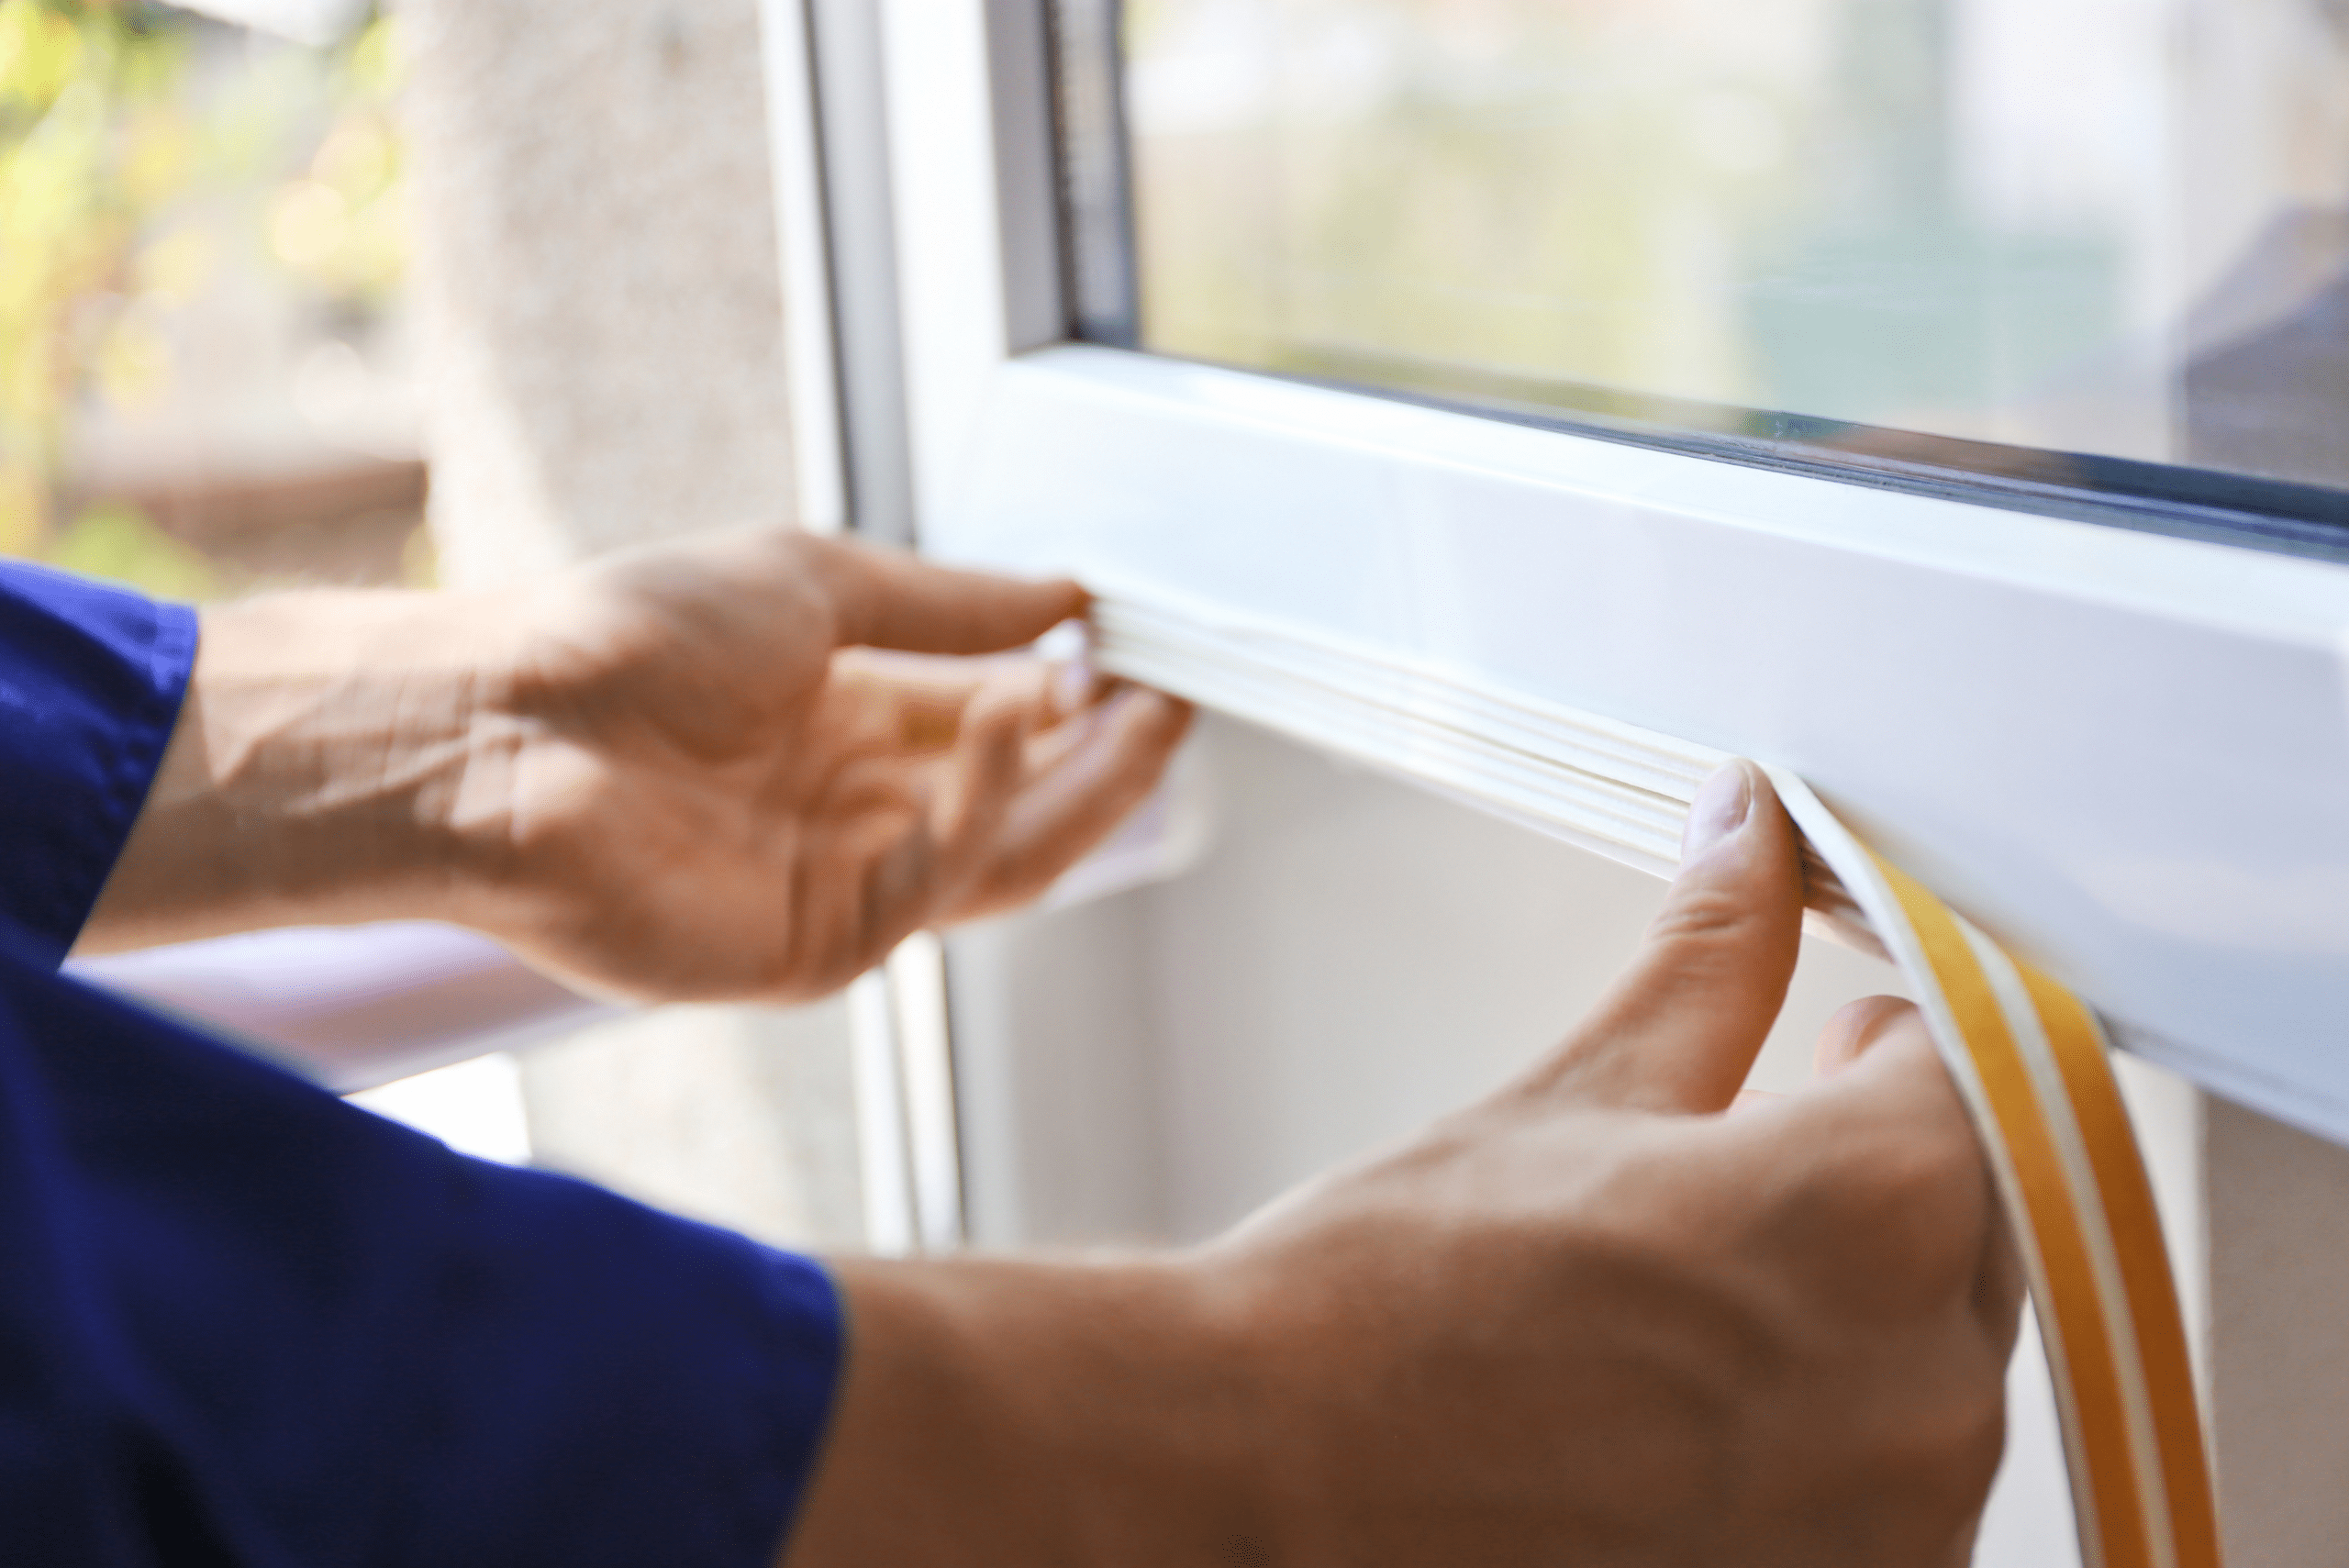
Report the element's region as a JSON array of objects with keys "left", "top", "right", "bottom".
[
  {"left": 0, "top": 563, "right": 847, "bottom": 1562},
  {"left": 0, "top": 935, "right": 843, "bottom": 1566},
  {"left": 0, "top": 561, "right": 197, "bottom": 967}
]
